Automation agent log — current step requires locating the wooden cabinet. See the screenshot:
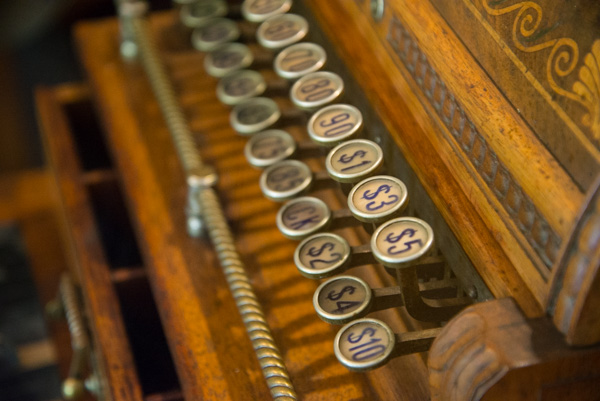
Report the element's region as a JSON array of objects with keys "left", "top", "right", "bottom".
[{"left": 35, "top": 1, "right": 600, "bottom": 399}]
